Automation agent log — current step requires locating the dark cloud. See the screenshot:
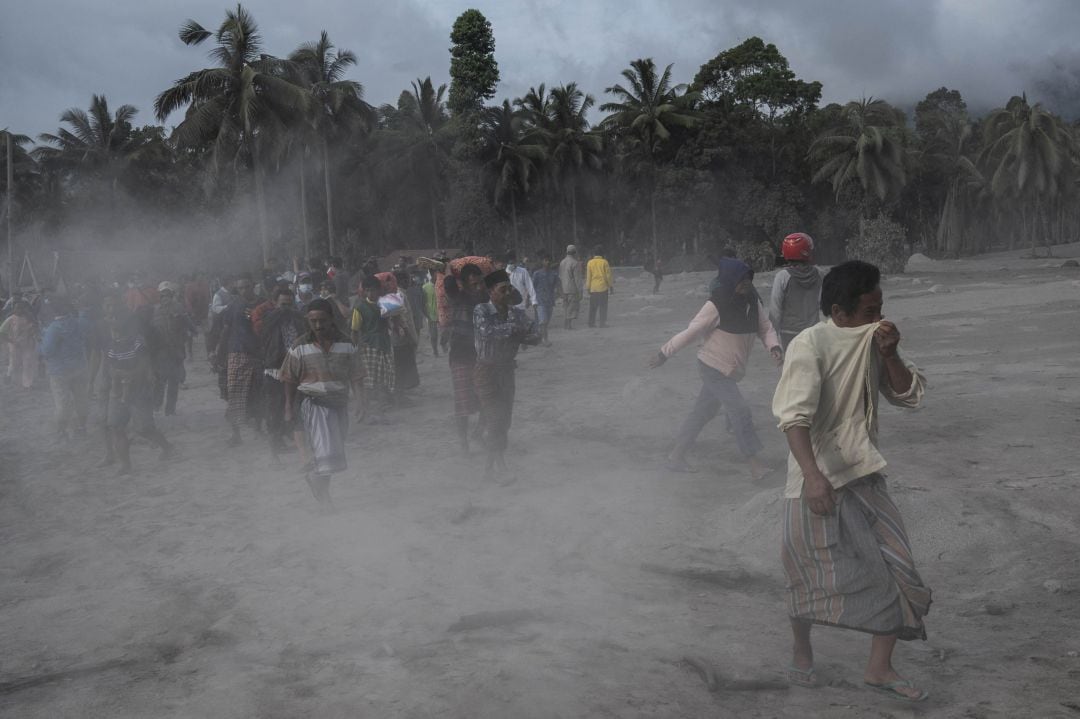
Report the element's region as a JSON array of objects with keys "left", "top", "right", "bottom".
[{"left": 2, "top": 0, "right": 1079, "bottom": 137}]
